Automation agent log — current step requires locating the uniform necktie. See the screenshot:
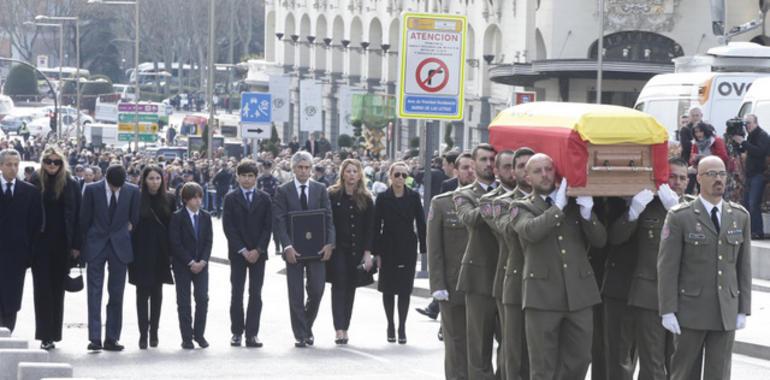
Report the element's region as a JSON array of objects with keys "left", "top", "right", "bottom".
[
  {"left": 109, "top": 191, "right": 117, "bottom": 223},
  {"left": 193, "top": 213, "right": 200, "bottom": 239},
  {"left": 545, "top": 196, "right": 553, "bottom": 207},
  {"left": 300, "top": 185, "right": 308, "bottom": 210},
  {"left": 711, "top": 207, "right": 720, "bottom": 233}
]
